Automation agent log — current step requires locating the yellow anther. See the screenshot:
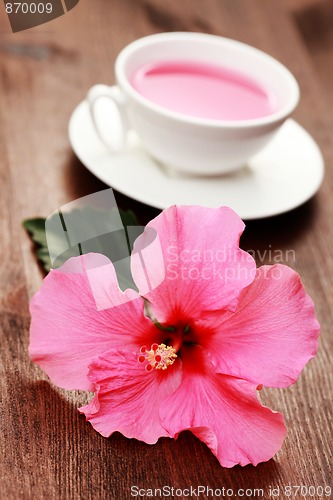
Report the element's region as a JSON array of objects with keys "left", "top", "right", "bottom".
[{"left": 138, "top": 343, "right": 177, "bottom": 371}]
